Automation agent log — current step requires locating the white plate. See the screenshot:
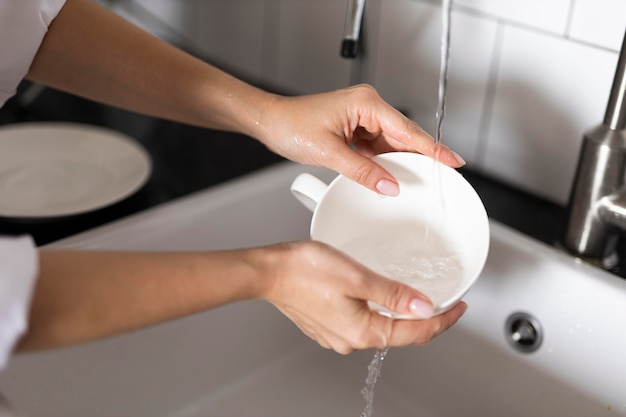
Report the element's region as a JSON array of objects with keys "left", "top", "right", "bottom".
[{"left": 0, "top": 122, "right": 152, "bottom": 219}]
